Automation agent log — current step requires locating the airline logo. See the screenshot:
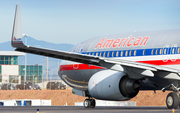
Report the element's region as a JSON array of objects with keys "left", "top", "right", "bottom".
[
  {"left": 95, "top": 35, "right": 149, "bottom": 49},
  {"left": 13, "top": 36, "right": 23, "bottom": 44},
  {"left": 13, "top": 37, "right": 22, "bottom": 41}
]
